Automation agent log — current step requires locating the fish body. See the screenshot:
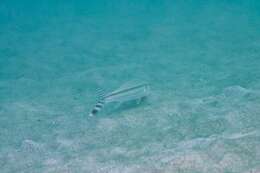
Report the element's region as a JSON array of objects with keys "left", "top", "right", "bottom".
[{"left": 89, "top": 82, "right": 150, "bottom": 116}]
